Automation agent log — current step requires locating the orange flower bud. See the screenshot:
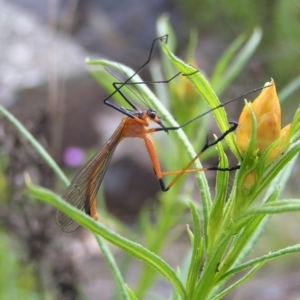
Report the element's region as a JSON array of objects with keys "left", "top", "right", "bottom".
[{"left": 236, "top": 79, "right": 291, "bottom": 162}]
